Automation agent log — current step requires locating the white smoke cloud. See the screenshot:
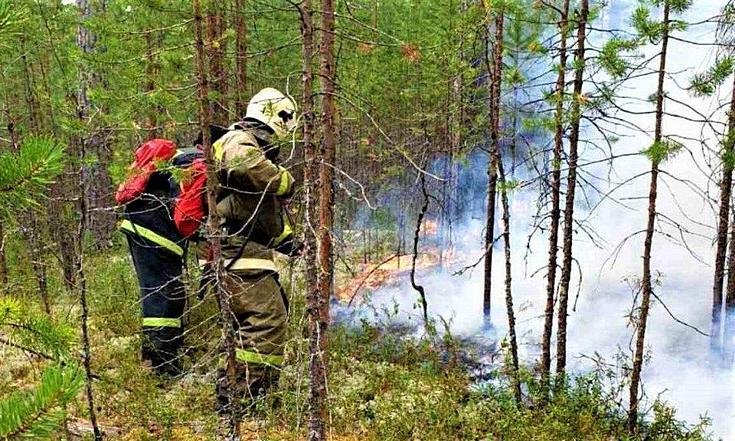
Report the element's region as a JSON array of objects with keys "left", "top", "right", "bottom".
[{"left": 342, "top": 1, "right": 734, "bottom": 438}]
